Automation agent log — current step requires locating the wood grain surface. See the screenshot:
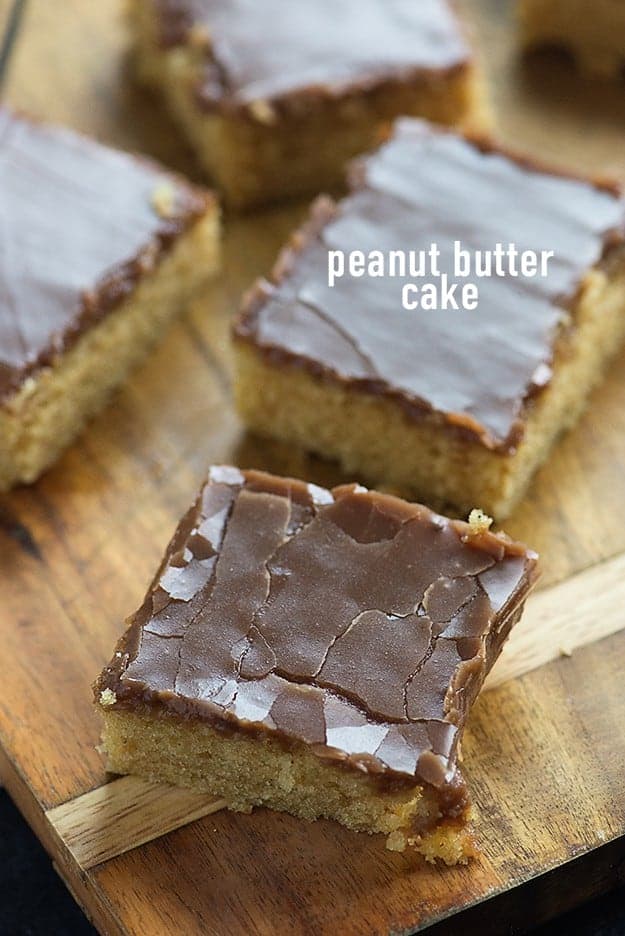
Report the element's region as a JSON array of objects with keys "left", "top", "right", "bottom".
[
  {"left": 46, "top": 778, "right": 226, "bottom": 871},
  {"left": 1, "top": 0, "right": 625, "bottom": 934}
]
